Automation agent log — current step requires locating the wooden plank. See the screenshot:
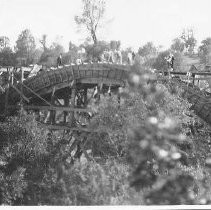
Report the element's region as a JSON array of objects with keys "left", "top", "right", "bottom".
[
  {"left": 42, "top": 123, "right": 97, "bottom": 132},
  {"left": 11, "top": 84, "right": 30, "bottom": 103},
  {"left": 77, "top": 77, "right": 124, "bottom": 86},
  {"left": 160, "top": 71, "right": 211, "bottom": 76},
  {"left": 192, "top": 77, "right": 211, "bottom": 80},
  {"left": 7, "top": 105, "right": 91, "bottom": 112}
]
